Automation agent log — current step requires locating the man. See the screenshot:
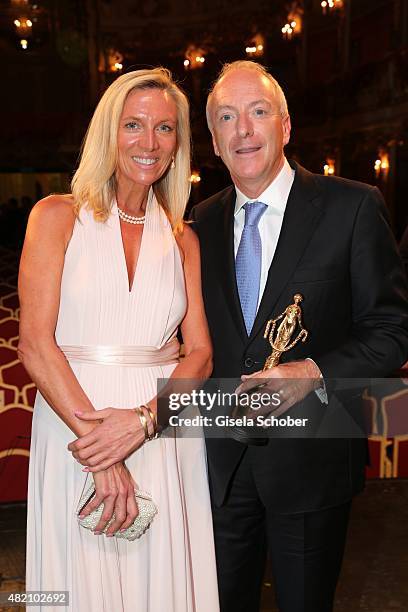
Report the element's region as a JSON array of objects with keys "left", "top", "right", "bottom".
[{"left": 190, "top": 61, "right": 408, "bottom": 612}]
